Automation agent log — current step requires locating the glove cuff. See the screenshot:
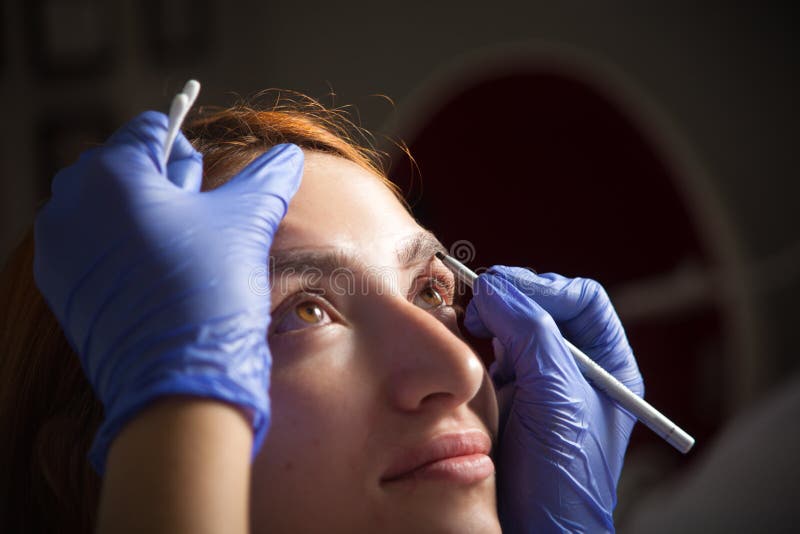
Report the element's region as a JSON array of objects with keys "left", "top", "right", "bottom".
[{"left": 88, "top": 346, "right": 271, "bottom": 474}]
